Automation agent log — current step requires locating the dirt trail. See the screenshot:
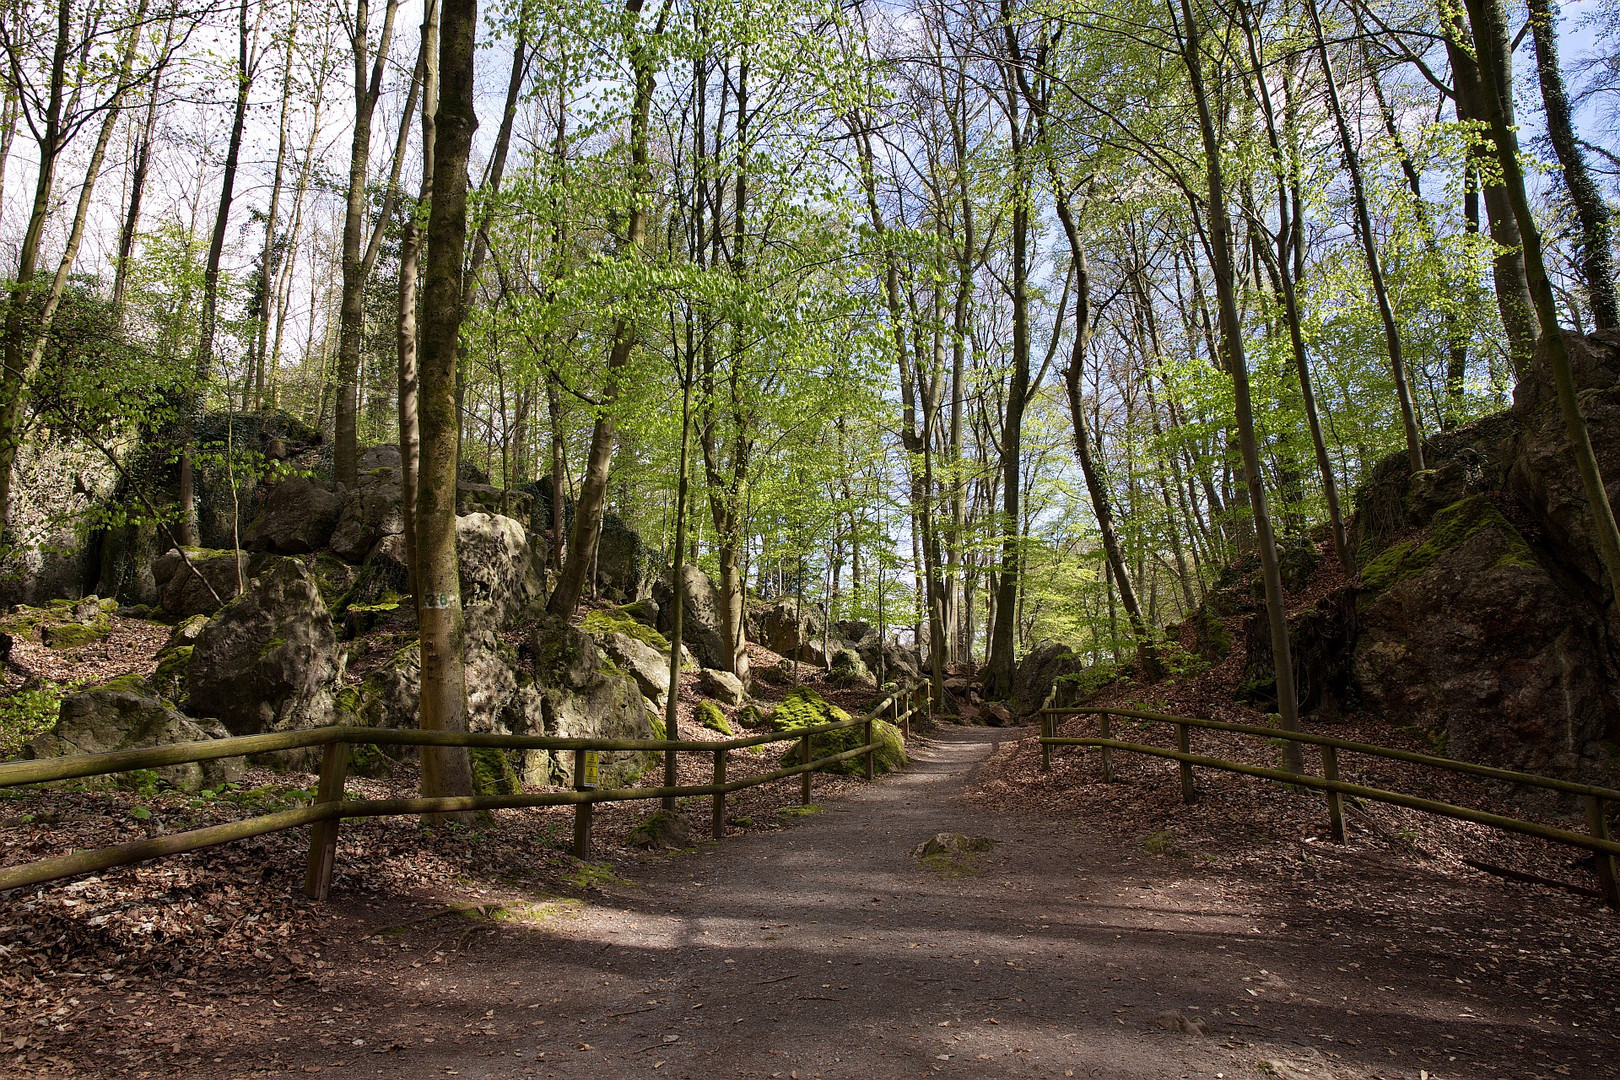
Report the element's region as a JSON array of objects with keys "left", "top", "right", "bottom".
[{"left": 163, "top": 726, "right": 1606, "bottom": 1080}]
